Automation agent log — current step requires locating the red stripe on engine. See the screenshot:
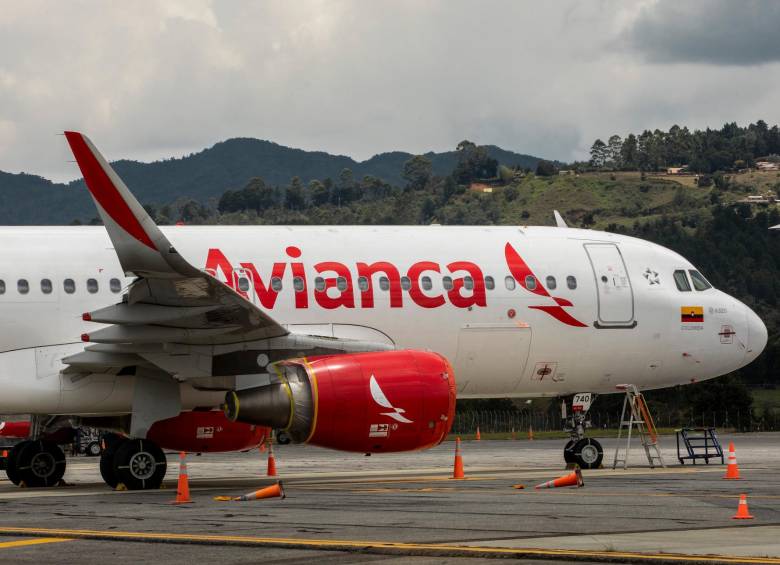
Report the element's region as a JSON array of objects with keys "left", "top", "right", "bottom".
[{"left": 64, "top": 132, "right": 156, "bottom": 250}]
